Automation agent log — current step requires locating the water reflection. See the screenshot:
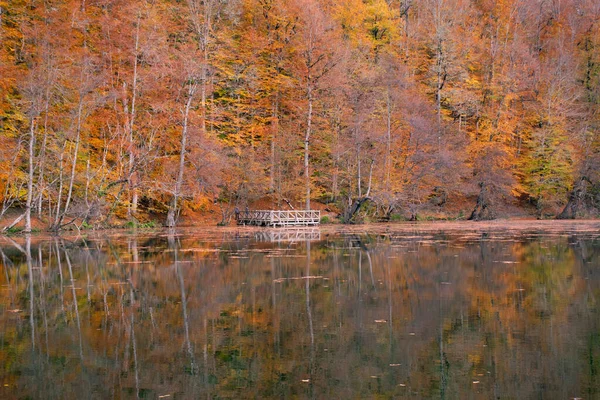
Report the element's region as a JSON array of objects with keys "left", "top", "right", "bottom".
[
  {"left": 254, "top": 227, "right": 321, "bottom": 243},
  {"left": 0, "top": 225, "right": 599, "bottom": 399}
]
